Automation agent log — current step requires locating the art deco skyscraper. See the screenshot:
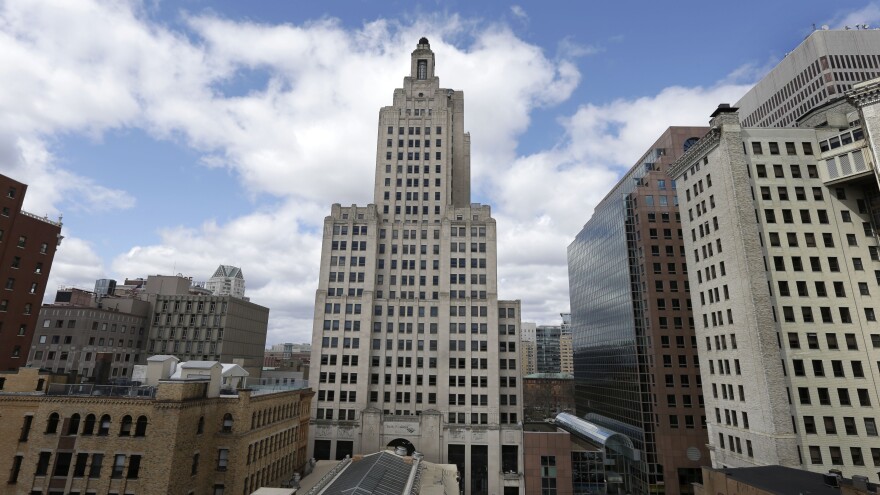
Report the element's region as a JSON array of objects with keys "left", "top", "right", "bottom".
[{"left": 308, "top": 39, "right": 524, "bottom": 495}]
